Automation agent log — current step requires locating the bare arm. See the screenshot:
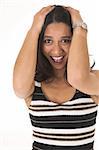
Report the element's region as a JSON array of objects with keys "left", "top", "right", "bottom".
[
  {"left": 13, "top": 5, "right": 55, "bottom": 99},
  {"left": 13, "top": 27, "right": 39, "bottom": 99},
  {"left": 67, "top": 28, "right": 89, "bottom": 81},
  {"left": 66, "top": 7, "right": 99, "bottom": 99},
  {"left": 66, "top": 7, "right": 90, "bottom": 82}
]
